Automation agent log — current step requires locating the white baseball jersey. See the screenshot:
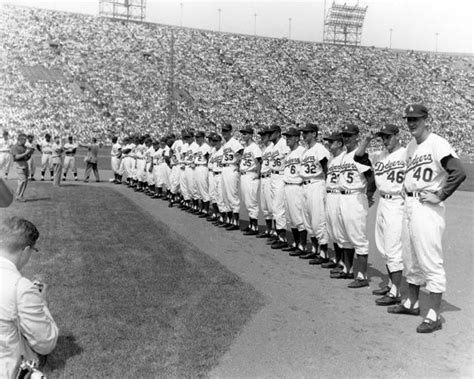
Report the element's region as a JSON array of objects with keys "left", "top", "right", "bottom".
[
  {"left": 240, "top": 142, "right": 262, "bottom": 173},
  {"left": 171, "top": 139, "right": 183, "bottom": 163},
  {"left": 213, "top": 146, "right": 224, "bottom": 173},
  {"left": 284, "top": 145, "right": 305, "bottom": 184},
  {"left": 111, "top": 143, "right": 122, "bottom": 157},
  {"left": 180, "top": 142, "right": 189, "bottom": 166},
  {"left": 64, "top": 142, "right": 78, "bottom": 154},
  {"left": 39, "top": 141, "right": 53, "bottom": 154},
  {"left": 404, "top": 133, "right": 458, "bottom": 193},
  {"left": 270, "top": 138, "right": 290, "bottom": 172},
  {"left": 194, "top": 143, "right": 211, "bottom": 165},
  {"left": 222, "top": 137, "right": 244, "bottom": 166},
  {"left": 260, "top": 142, "right": 274, "bottom": 175},
  {"left": 187, "top": 141, "right": 199, "bottom": 165},
  {"left": 326, "top": 151, "right": 345, "bottom": 190},
  {"left": 300, "top": 143, "right": 330, "bottom": 180},
  {"left": 208, "top": 147, "right": 217, "bottom": 171},
  {"left": 145, "top": 146, "right": 155, "bottom": 164},
  {"left": 338, "top": 150, "right": 370, "bottom": 191},
  {"left": 369, "top": 147, "right": 407, "bottom": 195}
]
